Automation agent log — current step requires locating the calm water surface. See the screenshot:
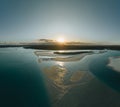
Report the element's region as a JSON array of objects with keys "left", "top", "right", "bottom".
[
  {"left": 0, "top": 48, "right": 120, "bottom": 107},
  {"left": 0, "top": 48, "right": 50, "bottom": 107}
]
